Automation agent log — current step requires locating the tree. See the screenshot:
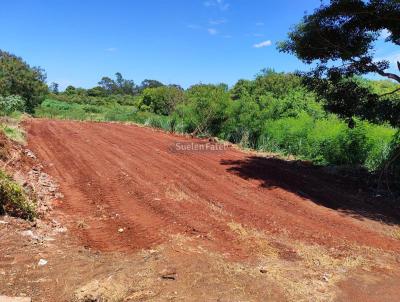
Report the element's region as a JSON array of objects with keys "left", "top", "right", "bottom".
[
  {"left": 65, "top": 85, "right": 76, "bottom": 95},
  {"left": 141, "top": 86, "right": 185, "bottom": 115},
  {"left": 278, "top": 0, "right": 400, "bottom": 127},
  {"left": 0, "top": 50, "right": 48, "bottom": 112},
  {"left": 98, "top": 73, "right": 137, "bottom": 95},
  {"left": 230, "top": 79, "right": 254, "bottom": 100},
  {"left": 98, "top": 76, "right": 117, "bottom": 94},
  {"left": 140, "top": 79, "right": 164, "bottom": 91},
  {"left": 115, "top": 72, "right": 137, "bottom": 95},
  {"left": 87, "top": 86, "right": 107, "bottom": 97},
  {"left": 49, "top": 82, "right": 59, "bottom": 94},
  {"left": 175, "top": 84, "right": 232, "bottom": 136}
]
